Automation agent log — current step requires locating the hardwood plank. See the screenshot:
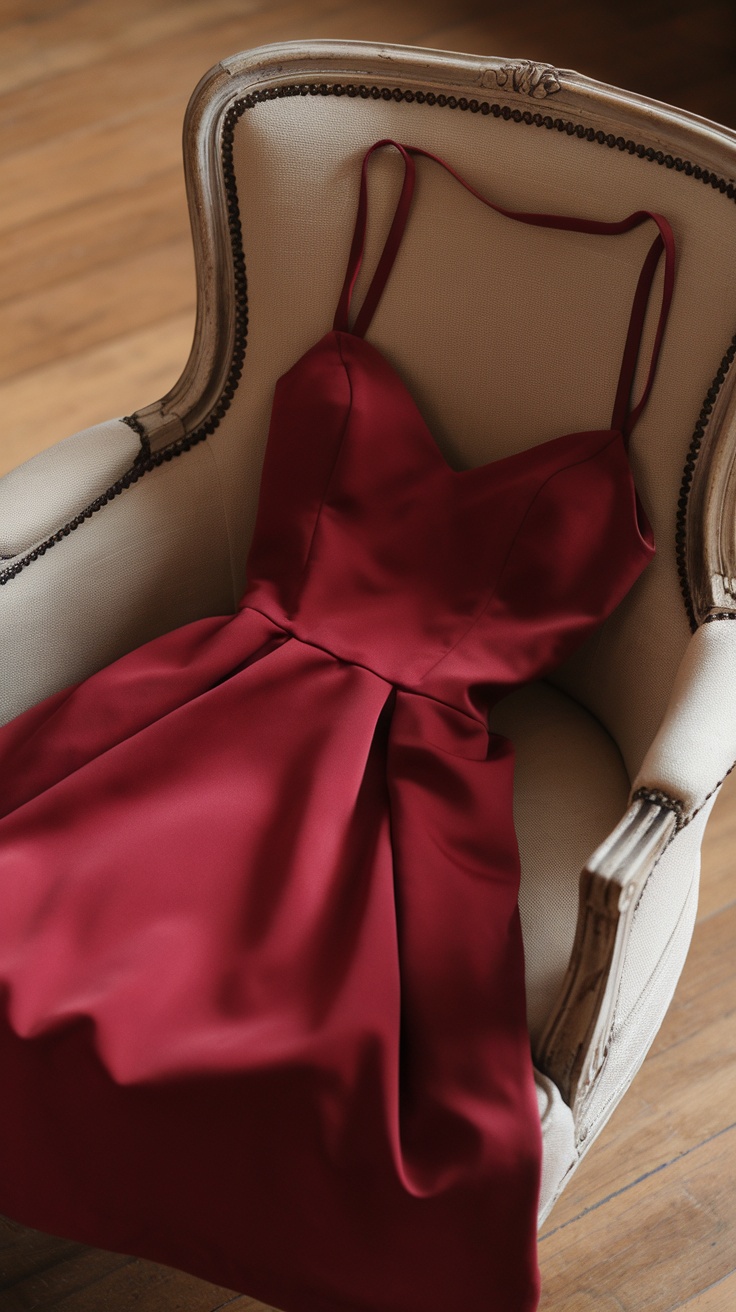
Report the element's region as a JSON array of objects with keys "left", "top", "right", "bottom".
[
  {"left": 538, "top": 1126, "right": 736, "bottom": 1311},
  {"left": 0, "top": 0, "right": 350, "bottom": 157},
  {"left": 0, "top": 3, "right": 483, "bottom": 237},
  {"left": 0, "top": 1219, "right": 240, "bottom": 1311},
  {"left": 0, "top": 169, "right": 189, "bottom": 306},
  {"left": 0, "top": 99, "right": 184, "bottom": 236},
  {"left": 208, "top": 1295, "right": 277, "bottom": 1312},
  {"left": 0, "top": 237, "right": 194, "bottom": 381},
  {"left": 697, "top": 771, "right": 736, "bottom": 921},
  {"left": 543, "top": 900, "right": 736, "bottom": 1229},
  {"left": 0, "top": 1240, "right": 136, "bottom": 1310},
  {"left": 545, "top": 1017, "right": 736, "bottom": 1232},
  {"left": 0, "top": 0, "right": 268, "bottom": 96},
  {"left": 0, "top": 1214, "right": 80, "bottom": 1282},
  {"left": 0, "top": 0, "right": 489, "bottom": 165},
  {"left": 32, "top": 1254, "right": 236, "bottom": 1311},
  {"left": 214, "top": 1298, "right": 280, "bottom": 1312},
  {"left": 675, "top": 1271, "right": 736, "bottom": 1310},
  {"left": 0, "top": 312, "right": 193, "bottom": 478}
]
